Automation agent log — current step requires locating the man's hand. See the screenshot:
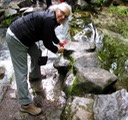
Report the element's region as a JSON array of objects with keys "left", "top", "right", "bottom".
[{"left": 58, "top": 47, "right": 64, "bottom": 53}]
